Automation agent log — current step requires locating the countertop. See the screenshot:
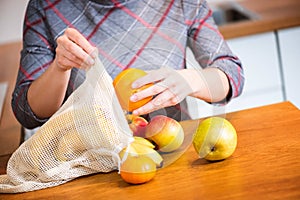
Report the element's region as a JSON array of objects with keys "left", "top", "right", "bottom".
[
  {"left": 1, "top": 101, "right": 300, "bottom": 199},
  {"left": 215, "top": 0, "right": 300, "bottom": 39}
]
